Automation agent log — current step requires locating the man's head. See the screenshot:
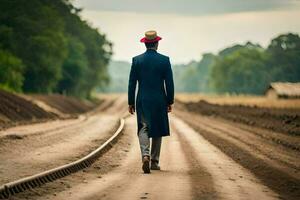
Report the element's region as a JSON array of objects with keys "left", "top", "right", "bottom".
[
  {"left": 140, "top": 30, "right": 162, "bottom": 50},
  {"left": 145, "top": 41, "right": 158, "bottom": 50}
]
